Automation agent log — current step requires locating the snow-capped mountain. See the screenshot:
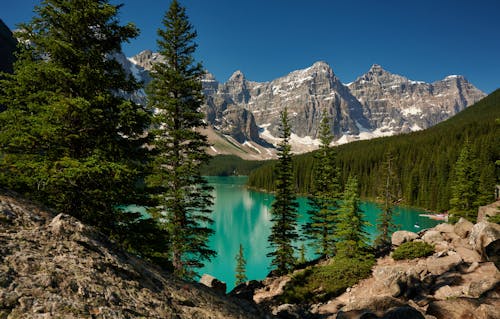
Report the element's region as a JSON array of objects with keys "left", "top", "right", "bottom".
[
  {"left": 121, "top": 50, "right": 486, "bottom": 159},
  {"left": 348, "top": 64, "right": 486, "bottom": 136}
]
